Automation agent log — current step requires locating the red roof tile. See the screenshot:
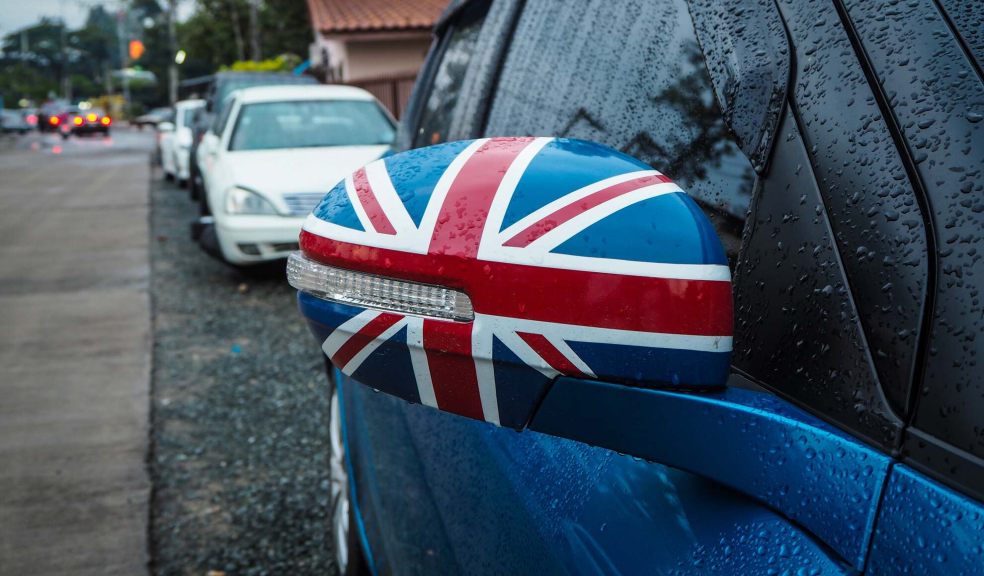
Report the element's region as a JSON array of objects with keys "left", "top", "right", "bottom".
[{"left": 307, "top": 0, "right": 448, "bottom": 33}]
